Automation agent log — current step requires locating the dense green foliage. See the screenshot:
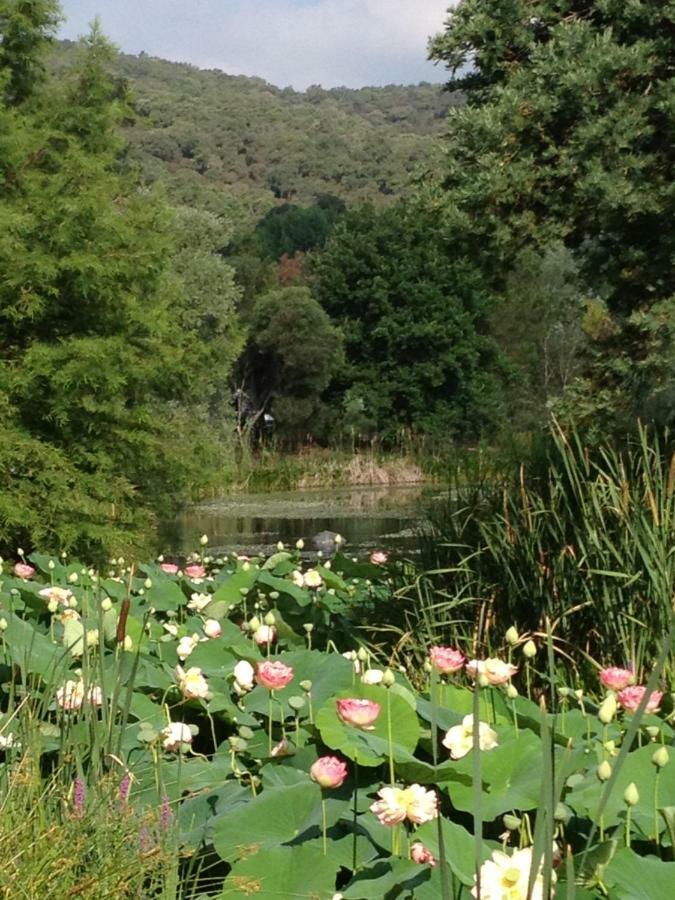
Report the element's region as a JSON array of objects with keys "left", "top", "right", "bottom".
[
  {"left": 429, "top": 0, "right": 675, "bottom": 435},
  {"left": 49, "top": 41, "right": 456, "bottom": 217},
  {"left": 0, "top": 5, "right": 241, "bottom": 557},
  {"left": 314, "top": 204, "right": 505, "bottom": 441}
]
